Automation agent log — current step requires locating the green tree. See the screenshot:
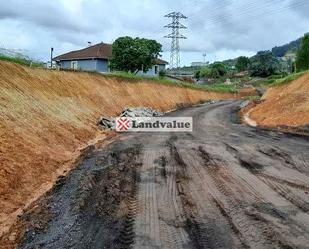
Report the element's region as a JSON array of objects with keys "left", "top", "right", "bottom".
[
  {"left": 194, "top": 70, "right": 201, "bottom": 80},
  {"left": 110, "top": 36, "right": 162, "bottom": 73},
  {"left": 210, "top": 62, "right": 227, "bottom": 78},
  {"left": 235, "top": 56, "right": 251, "bottom": 72},
  {"left": 249, "top": 51, "right": 281, "bottom": 77},
  {"left": 295, "top": 34, "right": 309, "bottom": 72},
  {"left": 197, "top": 63, "right": 227, "bottom": 79},
  {"left": 200, "top": 67, "right": 211, "bottom": 77}
]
